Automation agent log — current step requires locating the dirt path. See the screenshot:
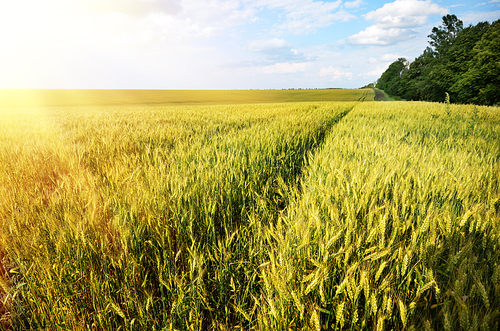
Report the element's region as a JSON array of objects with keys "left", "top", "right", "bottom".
[{"left": 373, "top": 88, "right": 389, "bottom": 101}]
